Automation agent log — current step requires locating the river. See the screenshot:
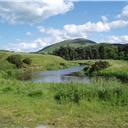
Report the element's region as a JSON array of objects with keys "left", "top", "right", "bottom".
[{"left": 32, "top": 65, "right": 90, "bottom": 83}]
